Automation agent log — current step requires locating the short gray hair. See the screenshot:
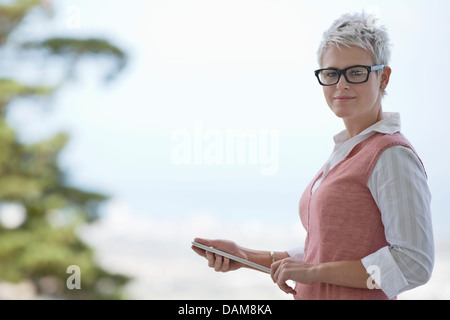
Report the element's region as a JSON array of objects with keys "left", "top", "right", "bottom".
[{"left": 317, "top": 12, "right": 392, "bottom": 68}]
